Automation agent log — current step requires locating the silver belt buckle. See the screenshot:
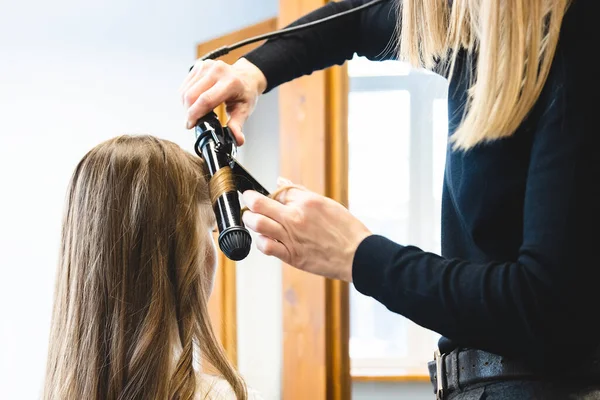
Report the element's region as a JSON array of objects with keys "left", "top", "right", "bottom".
[{"left": 434, "top": 349, "right": 445, "bottom": 400}]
